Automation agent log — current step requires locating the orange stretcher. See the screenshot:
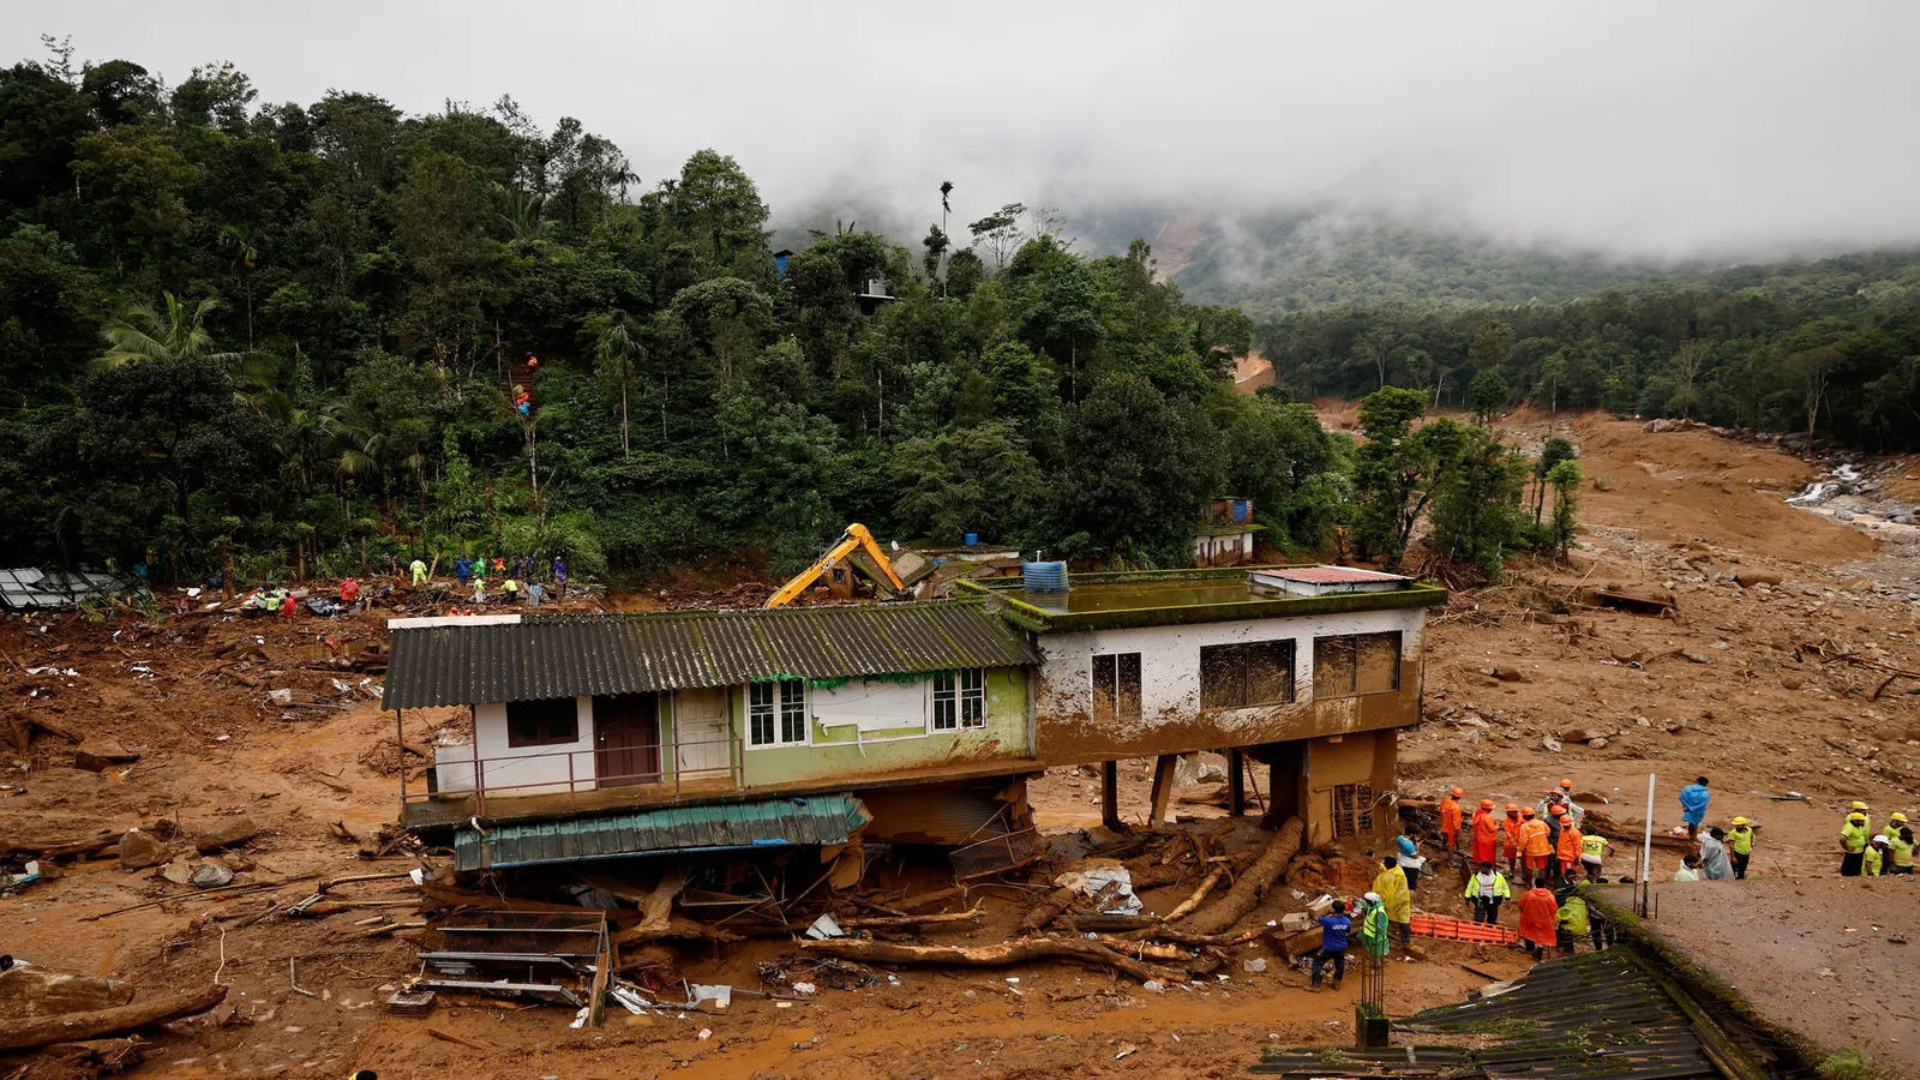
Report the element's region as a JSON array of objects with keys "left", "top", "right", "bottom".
[{"left": 1410, "top": 912, "right": 1522, "bottom": 946}]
